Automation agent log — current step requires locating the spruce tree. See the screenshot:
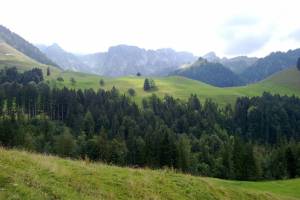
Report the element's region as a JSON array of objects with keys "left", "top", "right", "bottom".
[
  {"left": 144, "top": 78, "right": 150, "bottom": 91},
  {"left": 47, "top": 67, "right": 51, "bottom": 76}
]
